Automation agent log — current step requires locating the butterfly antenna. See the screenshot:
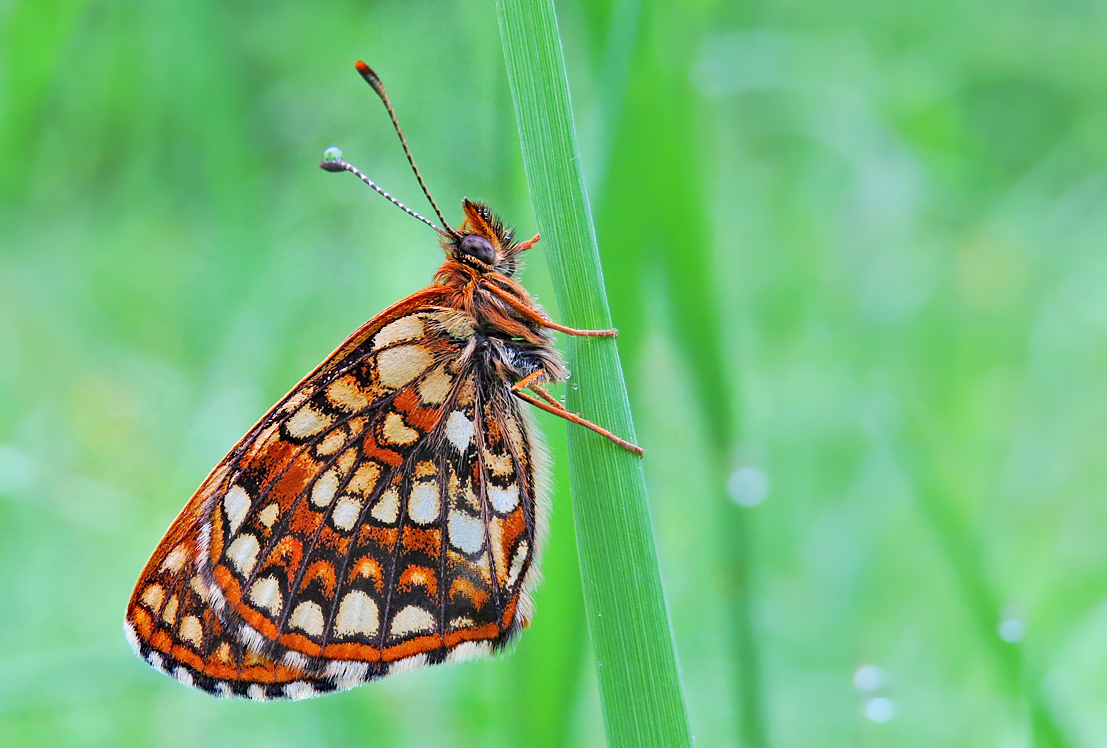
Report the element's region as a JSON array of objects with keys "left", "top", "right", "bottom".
[
  {"left": 320, "top": 150, "right": 450, "bottom": 237},
  {"left": 353, "top": 61, "right": 455, "bottom": 235}
]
